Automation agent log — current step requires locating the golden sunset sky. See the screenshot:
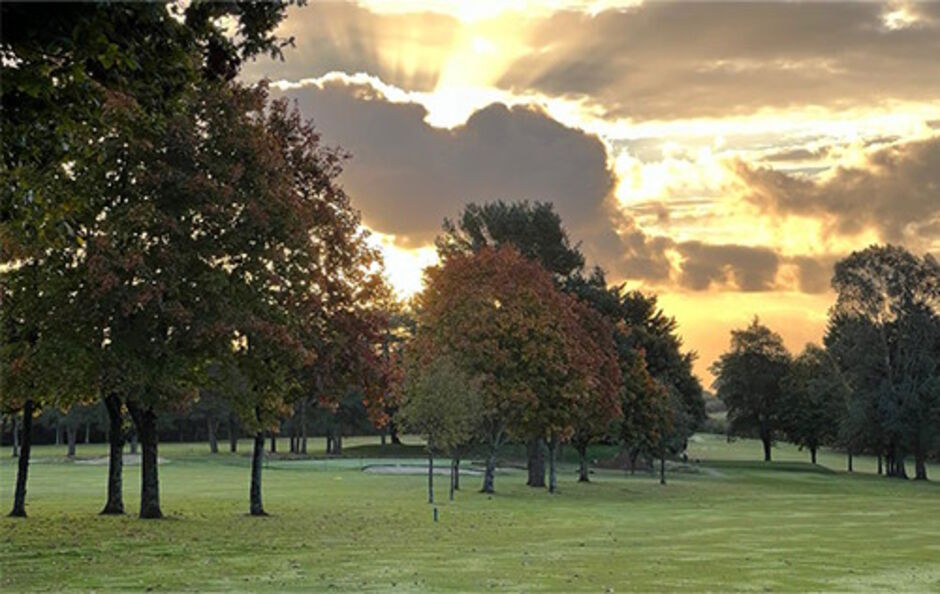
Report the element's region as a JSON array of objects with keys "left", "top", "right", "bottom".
[{"left": 242, "top": 0, "right": 940, "bottom": 384}]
